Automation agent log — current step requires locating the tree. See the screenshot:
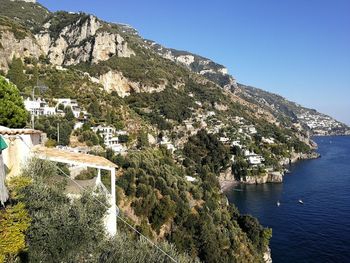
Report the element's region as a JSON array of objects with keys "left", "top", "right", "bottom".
[
  {"left": 118, "top": 134, "right": 129, "bottom": 143},
  {"left": 58, "top": 121, "right": 72, "bottom": 146},
  {"left": 238, "top": 214, "right": 272, "bottom": 252},
  {"left": 88, "top": 99, "right": 101, "bottom": 119},
  {"left": 64, "top": 106, "right": 75, "bottom": 122},
  {"left": 137, "top": 132, "right": 149, "bottom": 149},
  {"left": 0, "top": 76, "right": 28, "bottom": 128},
  {"left": 19, "top": 159, "right": 107, "bottom": 262},
  {"left": 6, "top": 57, "right": 27, "bottom": 91}
]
